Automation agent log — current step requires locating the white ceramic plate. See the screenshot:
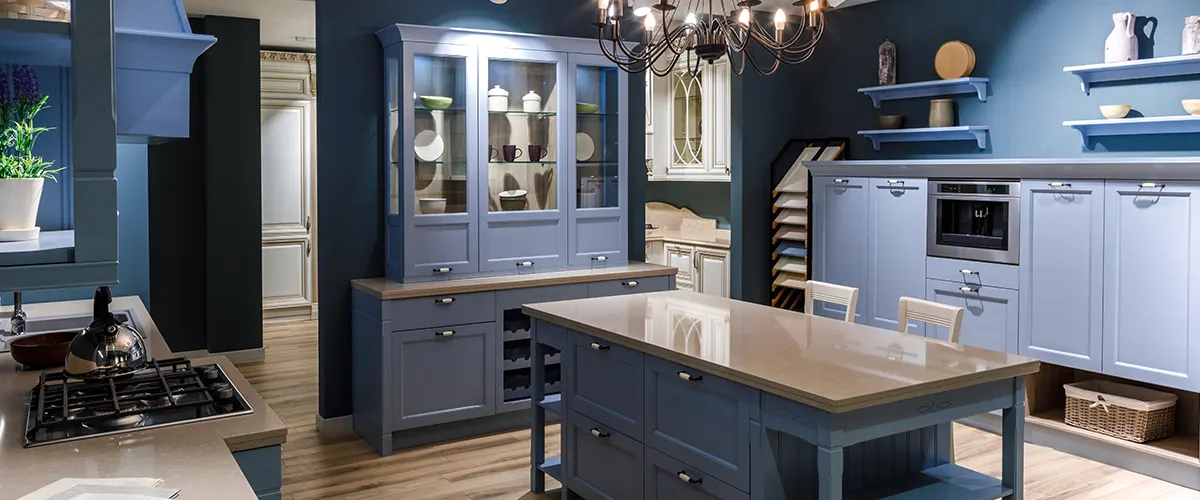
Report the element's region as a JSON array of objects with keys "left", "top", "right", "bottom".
[
  {"left": 576, "top": 133, "right": 595, "bottom": 162},
  {"left": 414, "top": 130, "right": 445, "bottom": 162}
]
